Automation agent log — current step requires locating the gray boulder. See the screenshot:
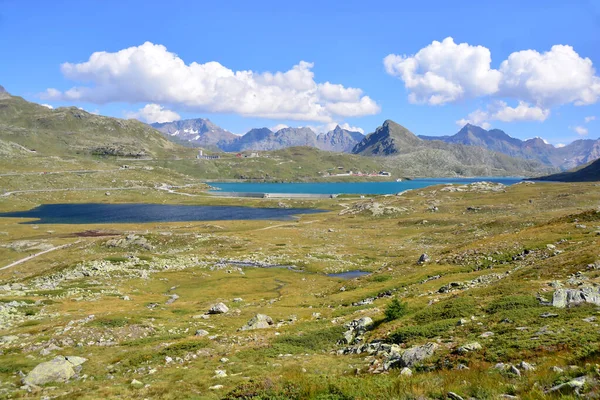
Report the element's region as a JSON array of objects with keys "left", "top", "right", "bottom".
[
  {"left": 240, "top": 314, "right": 274, "bottom": 330},
  {"left": 208, "top": 302, "right": 229, "bottom": 314},
  {"left": 552, "top": 286, "right": 600, "bottom": 308},
  {"left": 23, "top": 356, "right": 87, "bottom": 386},
  {"left": 386, "top": 342, "right": 439, "bottom": 369}
]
